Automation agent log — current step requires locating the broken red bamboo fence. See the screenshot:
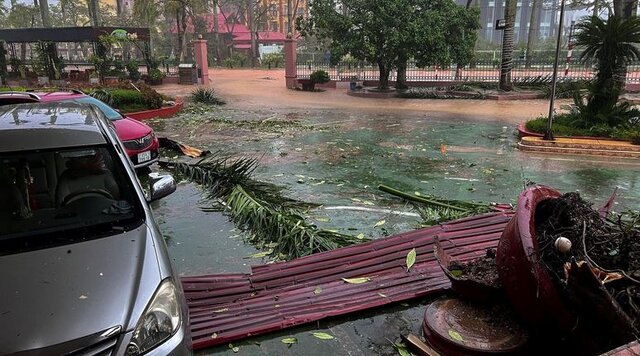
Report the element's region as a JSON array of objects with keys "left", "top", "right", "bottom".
[{"left": 181, "top": 206, "right": 513, "bottom": 350}]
